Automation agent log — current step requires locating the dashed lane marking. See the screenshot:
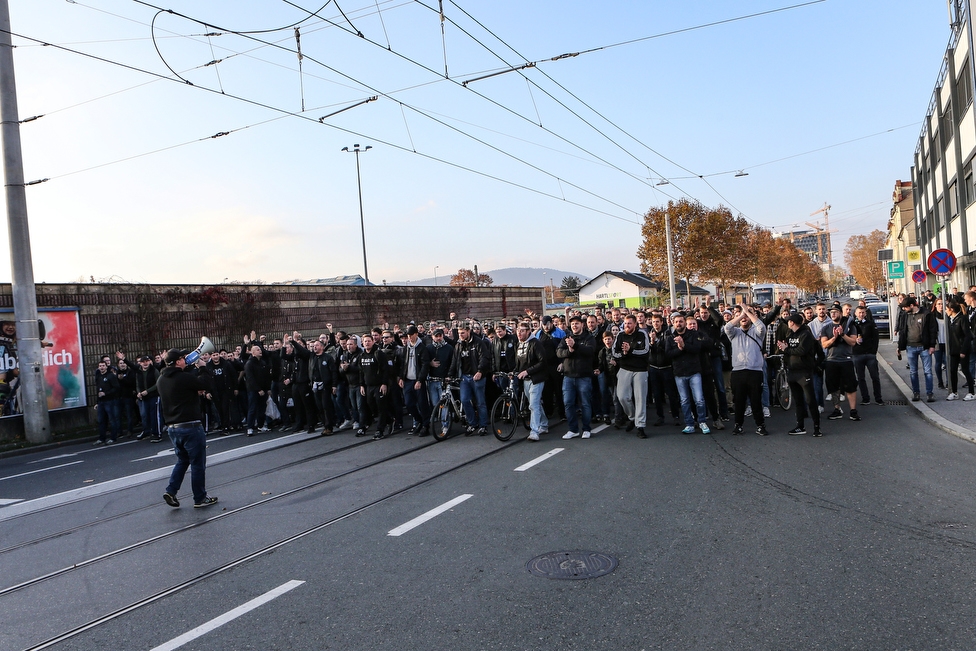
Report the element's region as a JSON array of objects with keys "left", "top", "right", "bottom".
[{"left": 388, "top": 494, "right": 473, "bottom": 536}]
